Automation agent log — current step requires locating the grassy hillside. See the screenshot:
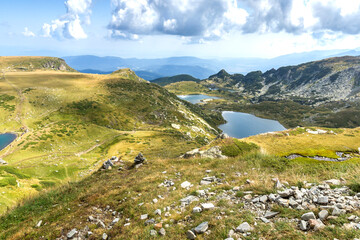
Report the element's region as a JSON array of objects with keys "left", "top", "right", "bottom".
[
  {"left": 152, "top": 74, "right": 199, "bottom": 86},
  {"left": 0, "top": 58, "right": 219, "bottom": 215},
  {"left": 1, "top": 130, "right": 360, "bottom": 239},
  {"left": 0, "top": 57, "right": 76, "bottom": 72}
]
